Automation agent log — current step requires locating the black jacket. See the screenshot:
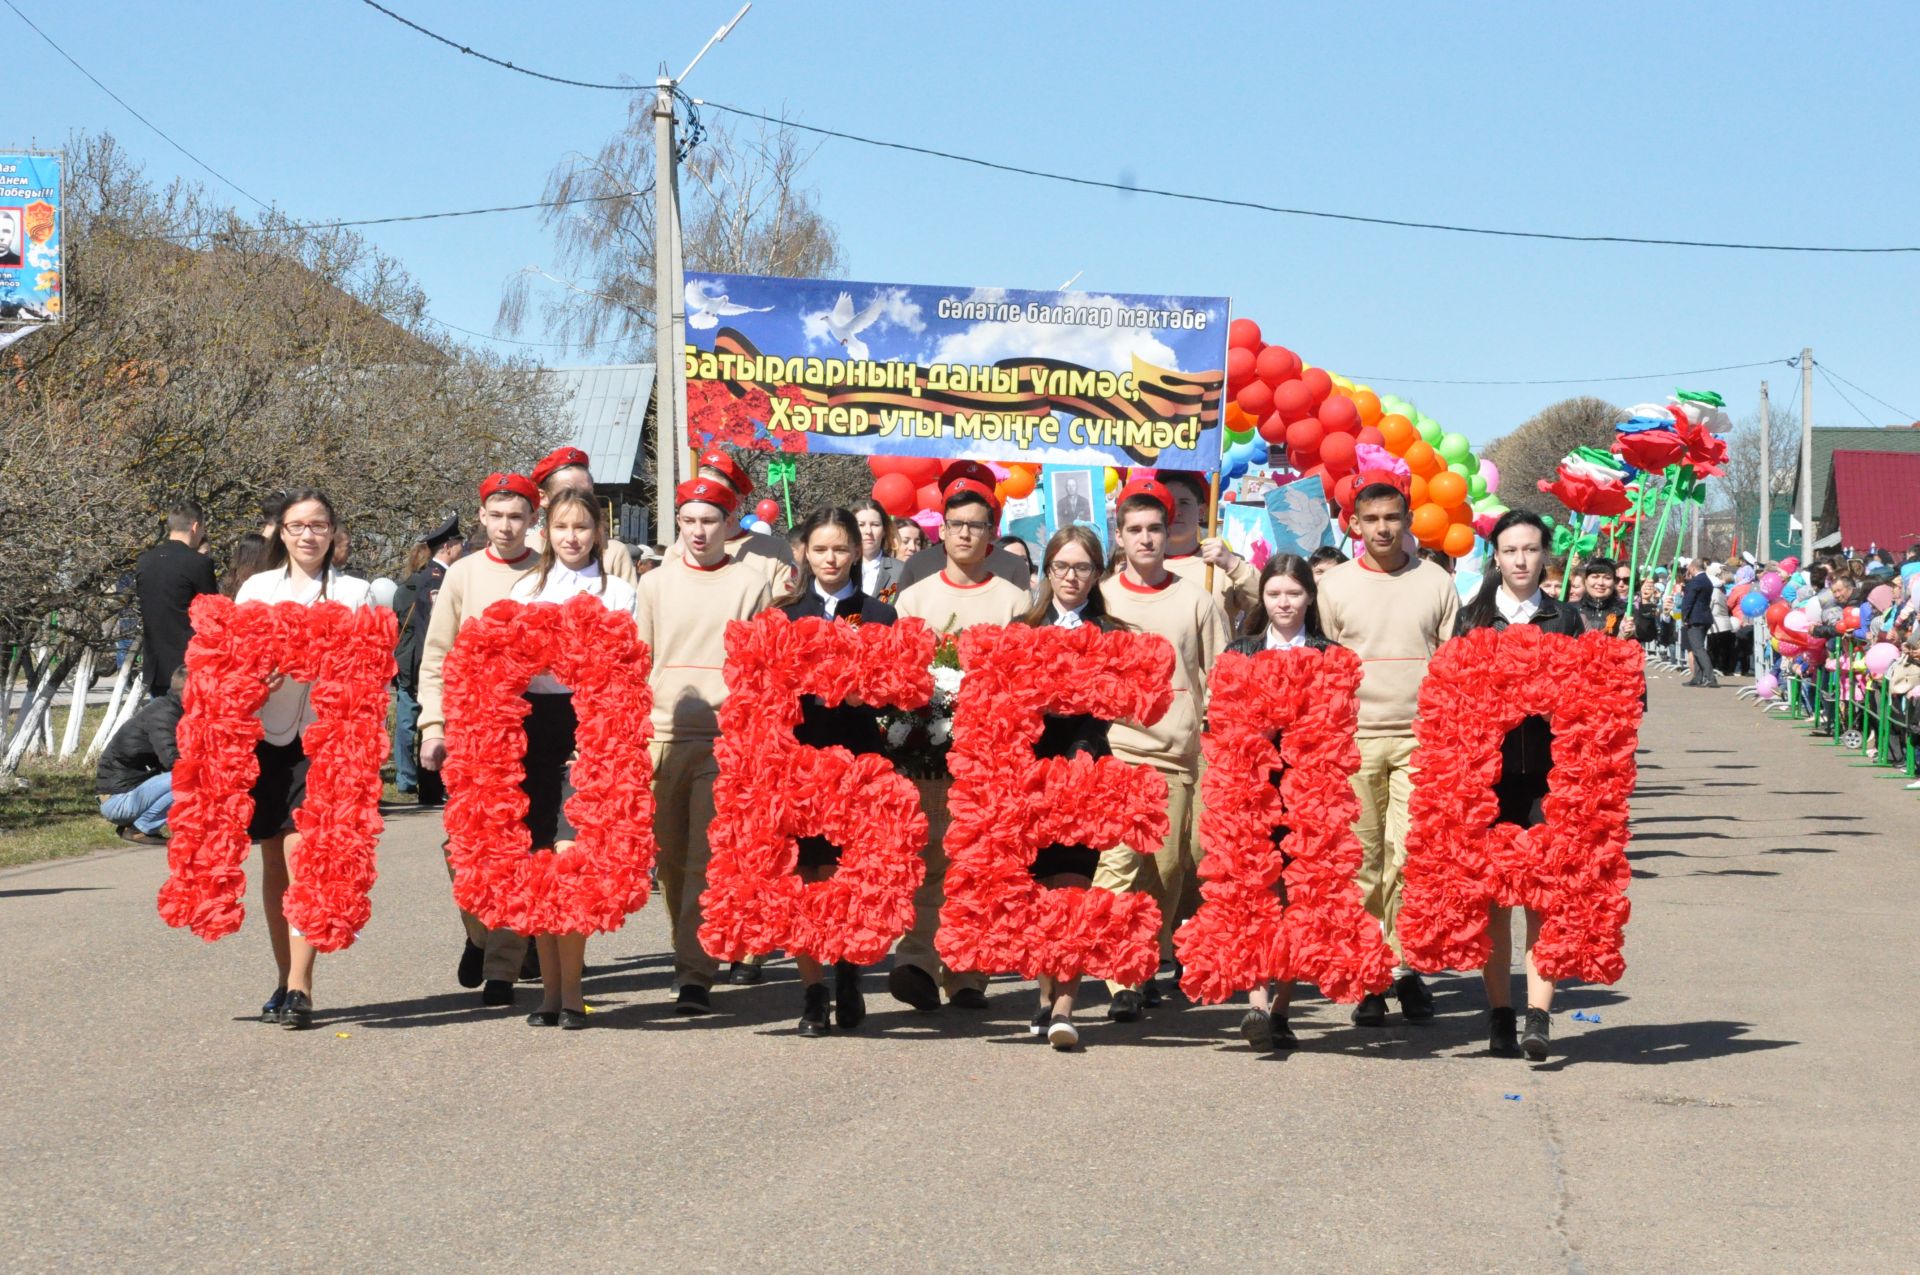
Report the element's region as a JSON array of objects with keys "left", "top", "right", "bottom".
[
  {"left": 393, "top": 560, "right": 448, "bottom": 694},
  {"left": 134, "top": 540, "right": 217, "bottom": 695},
  {"left": 1456, "top": 594, "right": 1582, "bottom": 778},
  {"left": 1680, "top": 572, "right": 1715, "bottom": 626},
  {"left": 1631, "top": 599, "right": 1661, "bottom": 642},
  {"left": 95, "top": 691, "right": 184, "bottom": 795},
  {"left": 781, "top": 587, "right": 896, "bottom": 756},
  {"left": 1574, "top": 594, "right": 1628, "bottom": 636},
  {"left": 1023, "top": 607, "right": 1124, "bottom": 764}
]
